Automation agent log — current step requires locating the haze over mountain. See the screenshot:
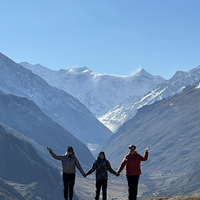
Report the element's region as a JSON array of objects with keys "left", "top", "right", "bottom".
[
  {"left": 20, "top": 62, "right": 165, "bottom": 118},
  {"left": 97, "top": 81, "right": 200, "bottom": 194},
  {"left": 2, "top": 52, "right": 200, "bottom": 199},
  {"left": 0, "top": 90, "right": 94, "bottom": 170},
  {"left": 0, "top": 52, "right": 112, "bottom": 149},
  {"left": 99, "top": 65, "right": 200, "bottom": 132},
  {"left": 0, "top": 124, "right": 80, "bottom": 200}
]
